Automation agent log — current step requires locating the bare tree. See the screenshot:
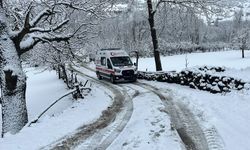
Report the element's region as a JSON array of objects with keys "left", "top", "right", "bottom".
[
  {"left": 230, "top": 9, "right": 250, "bottom": 58},
  {"left": 233, "top": 28, "right": 250, "bottom": 58},
  {"left": 239, "top": 31, "right": 249, "bottom": 58},
  {"left": 146, "top": 0, "right": 223, "bottom": 71}
]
